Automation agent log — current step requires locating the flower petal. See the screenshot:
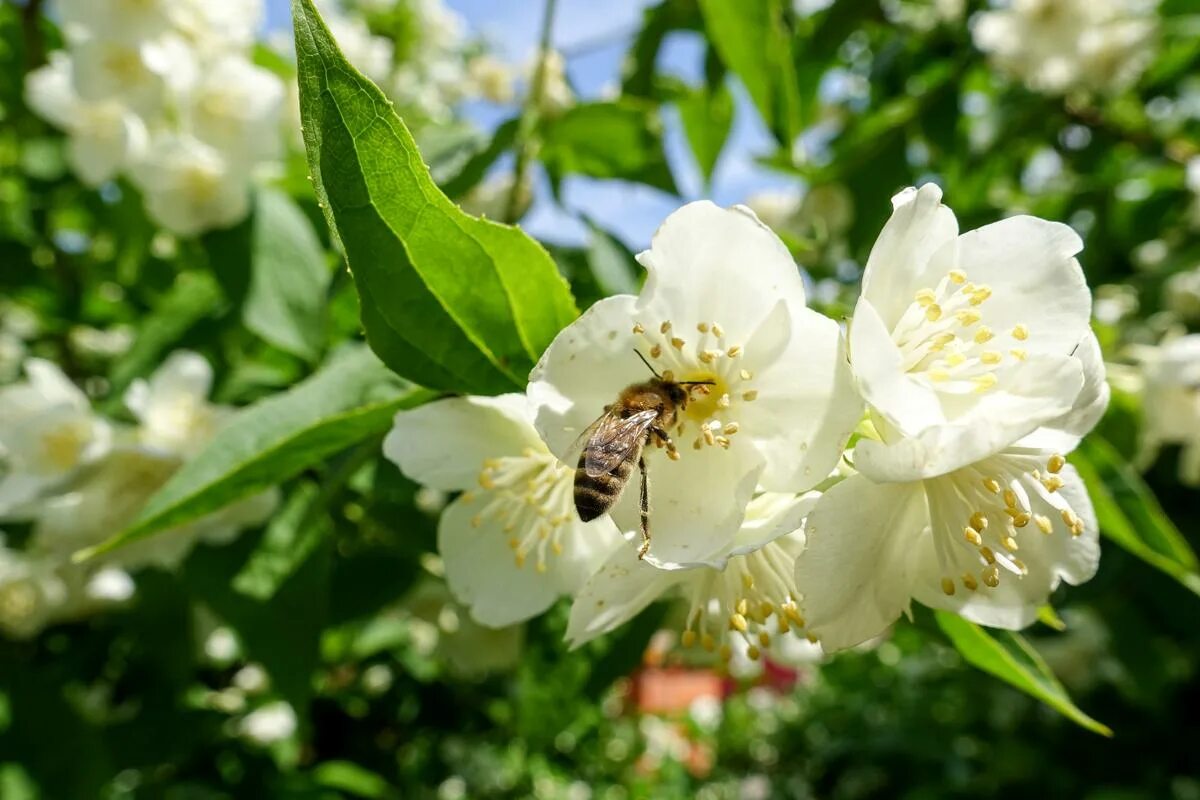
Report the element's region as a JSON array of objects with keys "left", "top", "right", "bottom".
[
  {"left": 848, "top": 297, "right": 945, "bottom": 436},
  {"left": 861, "top": 184, "right": 960, "bottom": 329},
  {"left": 566, "top": 539, "right": 683, "bottom": 648},
  {"left": 528, "top": 295, "right": 648, "bottom": 461},
  {"left": 439, "top": 497, "right": 559, "bottom": 628},
  {"left": 794, "top": 474, "right": 928, "bottom": 651},
  {"left": 636, "top": 201, "right": 808, "bottom": 345},
  {"left": 742, "top": 303, "right": 863, "bottom": 491},
  {"left": 856, "top": 353, "right": 1084, "bottom": 481},
  {"left": 1018, "top": 330, "right": 1109, "bottom": 453},
  {"left": 384, "top": 394, "right": 543, "bottom": 491},
  {"left": 948, "top": 215, "right": 1090, "bottom": 357}
]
